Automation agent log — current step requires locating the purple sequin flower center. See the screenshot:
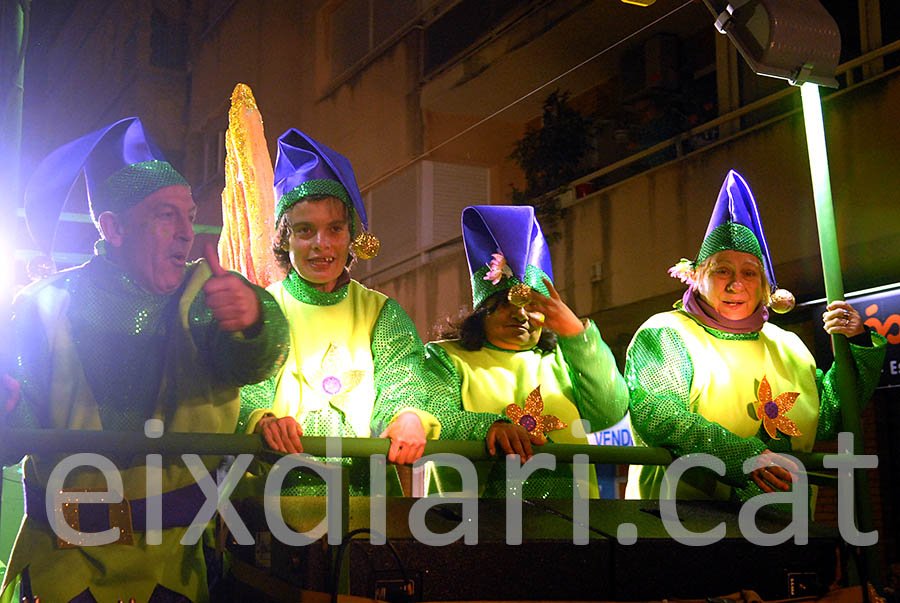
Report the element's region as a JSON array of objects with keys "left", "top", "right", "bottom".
[
  {"left": 322, "top": 376, "right": 342, "bottom": 395},
  {"left": 519, "top": 415, "right": 537, "bottom": 432},
  {"left": 764, "top": 401, "right": 779, "bottom": 420}
]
